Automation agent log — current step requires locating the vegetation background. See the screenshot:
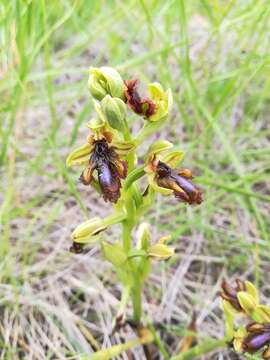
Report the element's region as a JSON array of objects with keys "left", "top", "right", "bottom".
[{"left": 0, "top": 0, "right": 269, "bottom": 359}]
